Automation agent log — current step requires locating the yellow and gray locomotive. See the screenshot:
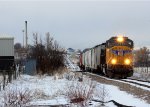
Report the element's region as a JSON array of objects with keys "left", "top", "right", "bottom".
[{"left": 80, "top": 35, "right": 134, "bottom": 78}]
